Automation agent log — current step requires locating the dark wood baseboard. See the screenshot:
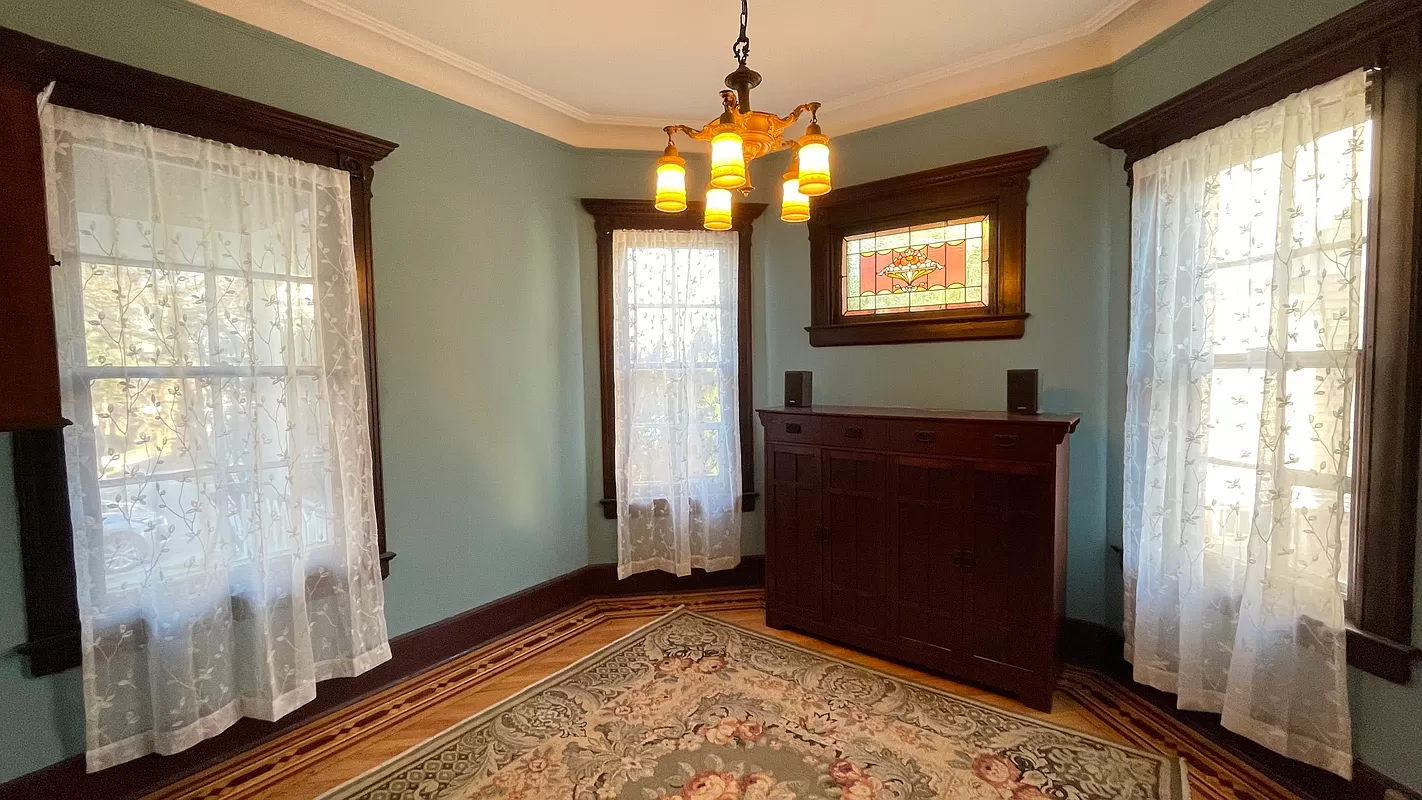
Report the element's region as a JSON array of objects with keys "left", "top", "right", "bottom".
[
  {"left": 1060, "top": 619, "right": 1417, "bottom": 800},
  {"left": 0, "top": 556, "right": 764, "bottom": 800}
]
